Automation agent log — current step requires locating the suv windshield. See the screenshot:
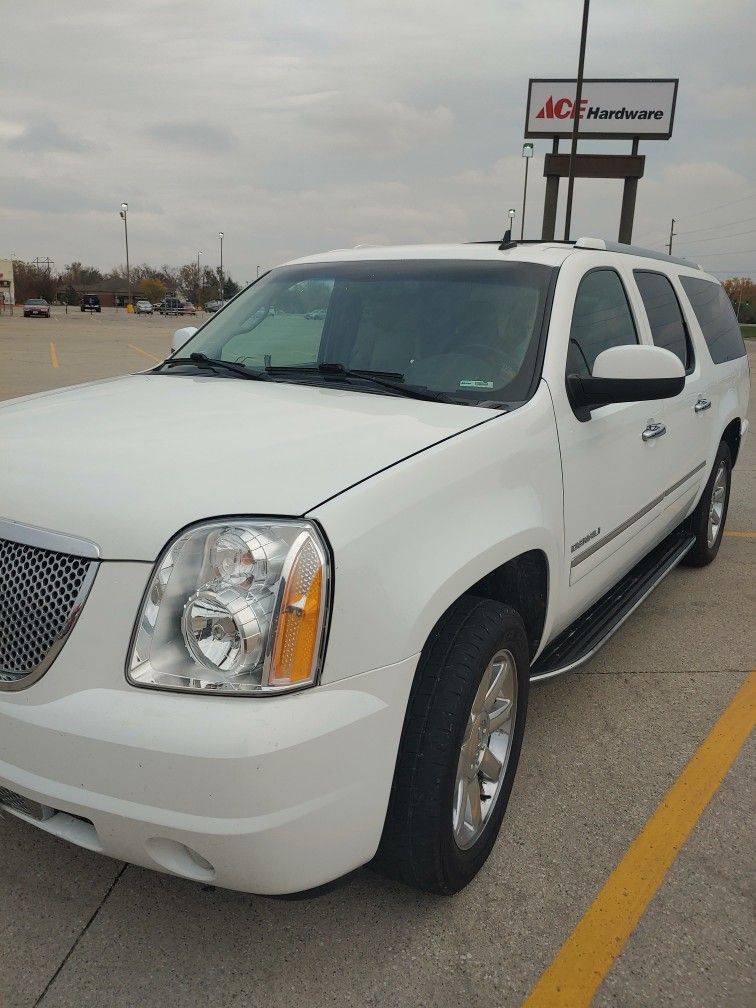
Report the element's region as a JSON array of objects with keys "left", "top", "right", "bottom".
[{"left": 174, "top": 260, "right": 554, "bottom": 403}]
